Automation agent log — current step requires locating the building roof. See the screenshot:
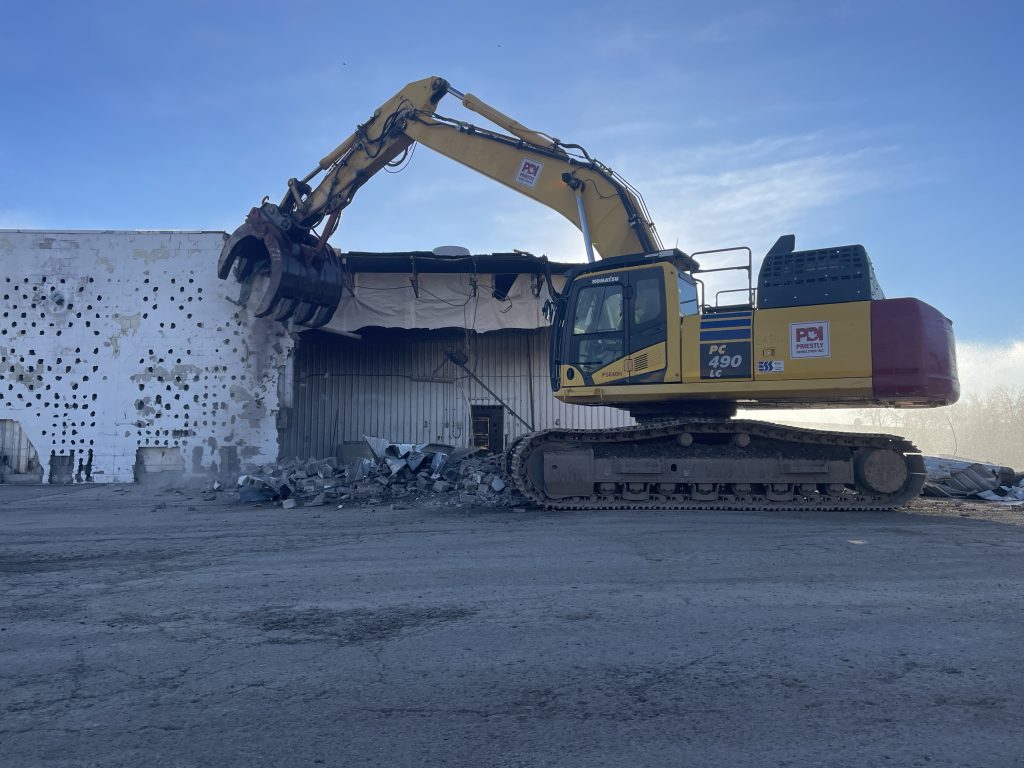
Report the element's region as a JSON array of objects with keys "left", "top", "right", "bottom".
[{"left": 337, "top": 250, "right": 579, "bottom": 275}]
